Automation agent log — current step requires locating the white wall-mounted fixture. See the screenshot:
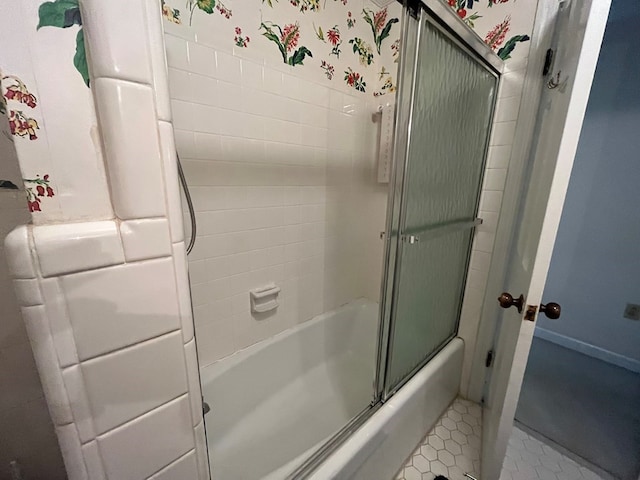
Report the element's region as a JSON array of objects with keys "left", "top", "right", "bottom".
[
  {"left": 250, "top": 283, "right": 281, "bottom": 314},
  {"left": 377, "top": 104, "right": 395, "bottom": 184}
]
